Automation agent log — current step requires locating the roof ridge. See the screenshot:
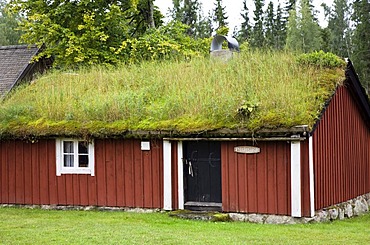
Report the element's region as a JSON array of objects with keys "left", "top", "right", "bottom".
[{"left": 0, "top": 44, "right": 38, "bottom": 50}]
